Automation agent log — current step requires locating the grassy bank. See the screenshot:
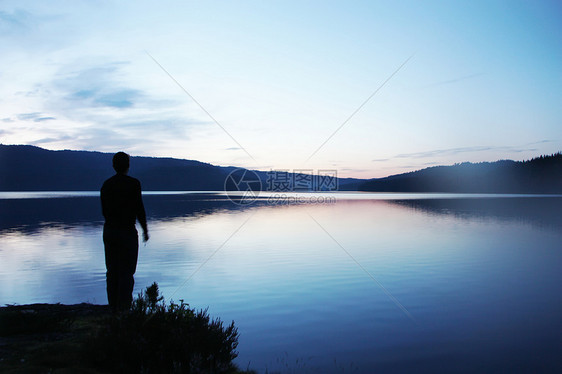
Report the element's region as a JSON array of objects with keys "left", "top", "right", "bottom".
[{"left": 0, "top": 284, "right": 255, "bottom": 373}]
